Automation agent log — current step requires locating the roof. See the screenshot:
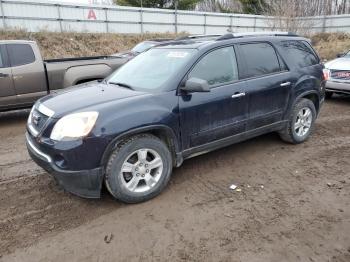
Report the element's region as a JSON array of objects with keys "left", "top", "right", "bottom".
[{"left": 154, "top": 32, "right": 305, "bottom": 50}]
